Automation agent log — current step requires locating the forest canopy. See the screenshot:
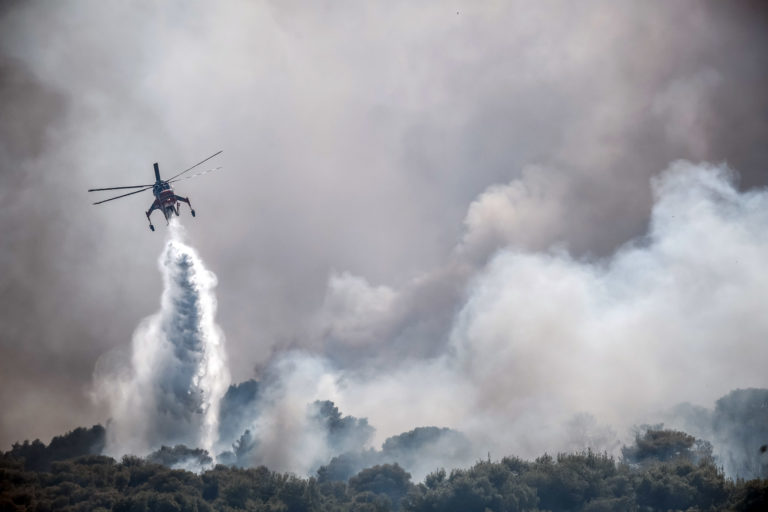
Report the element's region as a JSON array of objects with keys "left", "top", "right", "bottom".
[{"left": 1, "top": 425, "right": 766, "bottom": 511}]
